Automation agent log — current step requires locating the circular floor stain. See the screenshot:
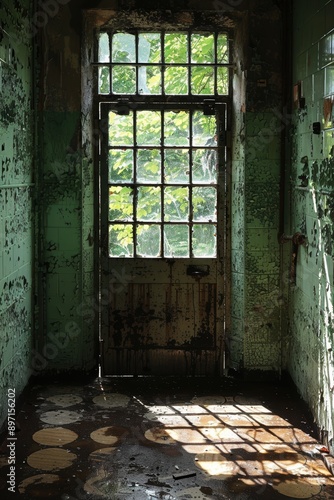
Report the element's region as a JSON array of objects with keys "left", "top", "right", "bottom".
[
  {"left": 92, "top": 393, "right": 130, "bottom": 408},
  {"left": 27, "top": 448, "right": 77, "bottom": 471},
  {"left": 167, "top": 427, "right": 208, "bottom": 444},
  {"left": 195, "top": 446, "right": 239, "bottom": 477},
  {"left": 89, "top": 447, "right": 117, "bottom": 463},
  {"left": 39, "top": 410, "right": 82, "bottom": 425},
  {"left": 144, "top": 426, "right": 177, "bottom": 445},
  {"left": 46, "top": 394, "right": 83, "bottom": 407},
  {"left": 272, "top": 478, "right": 322, "bottom": 498},
  {"left": 90, "top": 426, "right": 128, "bottom": 445},
  {"left": 18, "top": 474, "right": 60, "bottom": 494},
  {"left": 32, "top": 427, "right": 78, "bottom": 446}
]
